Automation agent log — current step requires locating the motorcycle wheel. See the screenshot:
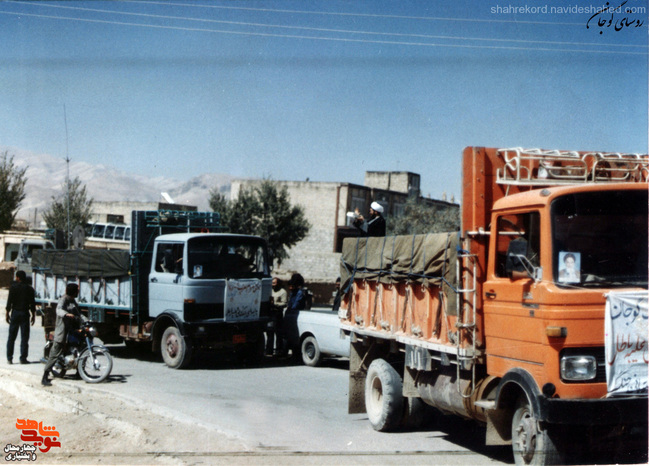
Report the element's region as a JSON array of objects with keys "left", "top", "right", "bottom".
[{"left": 78, "top": 346, "right": 113, "bottom": 383}]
